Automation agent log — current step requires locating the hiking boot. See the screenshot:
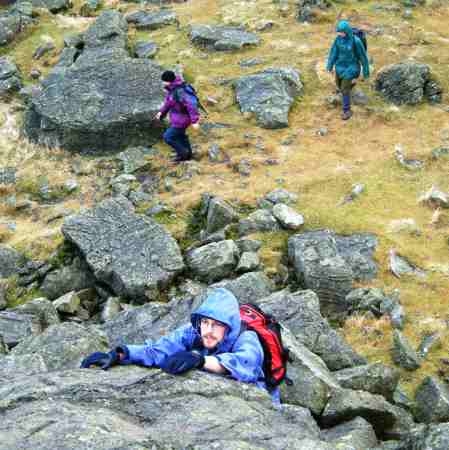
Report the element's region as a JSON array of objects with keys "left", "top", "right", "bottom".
[{"left": 341, "top": 110, "right": 352, "bottom": 120}]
